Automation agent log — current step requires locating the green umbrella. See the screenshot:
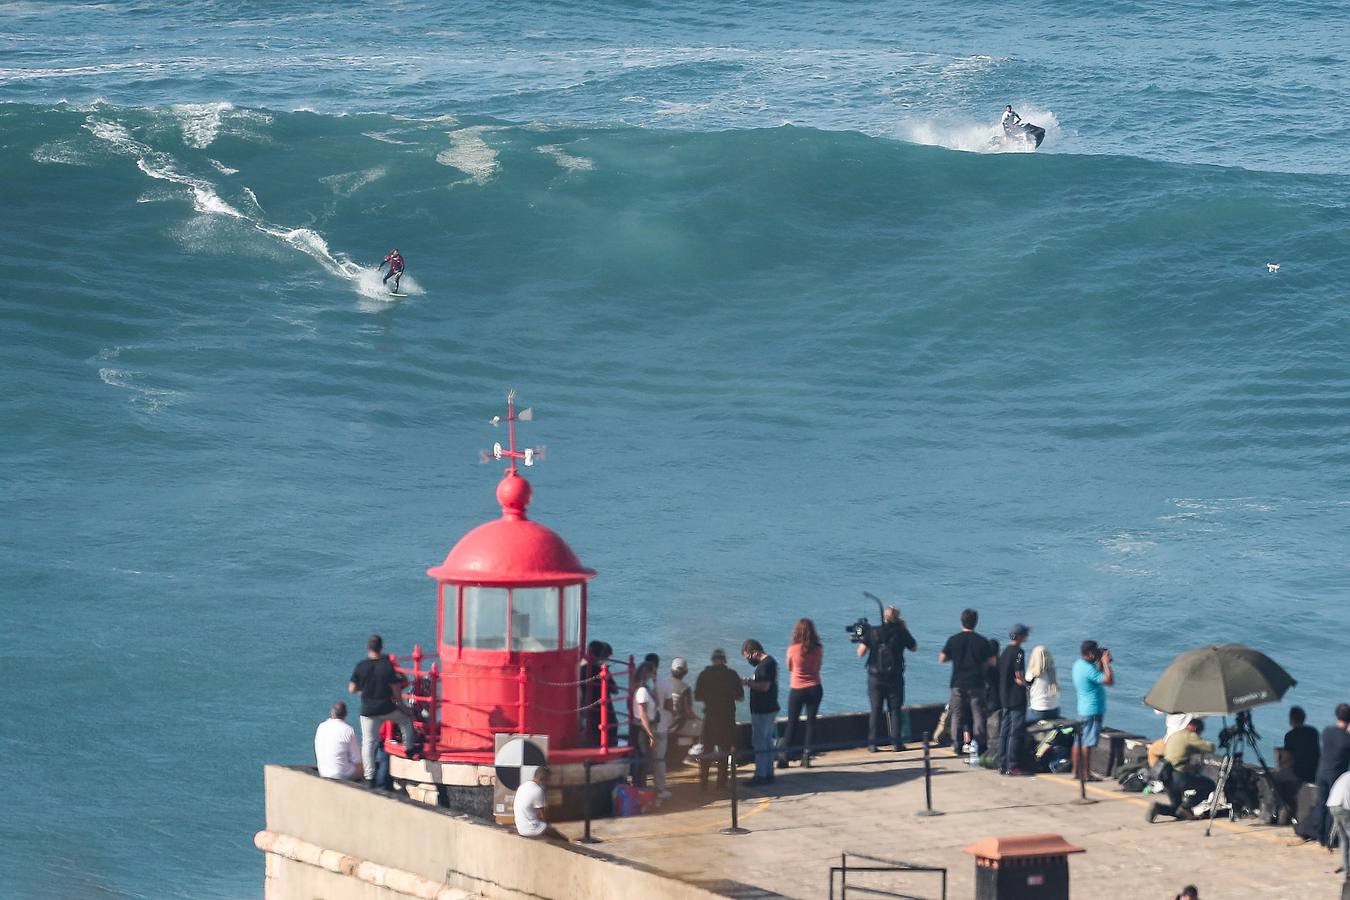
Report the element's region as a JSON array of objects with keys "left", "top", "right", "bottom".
[{"left": 1143, "top": 643, "right": 1296, "bottom": 715}]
